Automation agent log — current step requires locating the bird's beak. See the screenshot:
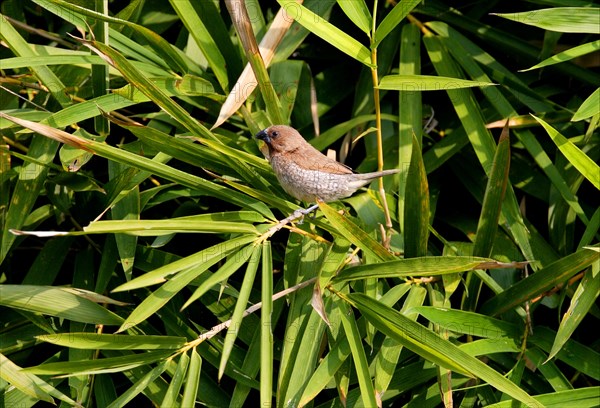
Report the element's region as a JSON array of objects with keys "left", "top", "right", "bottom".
[{"left": 256, "top": 129, "right": 270, "bottom": 144}]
